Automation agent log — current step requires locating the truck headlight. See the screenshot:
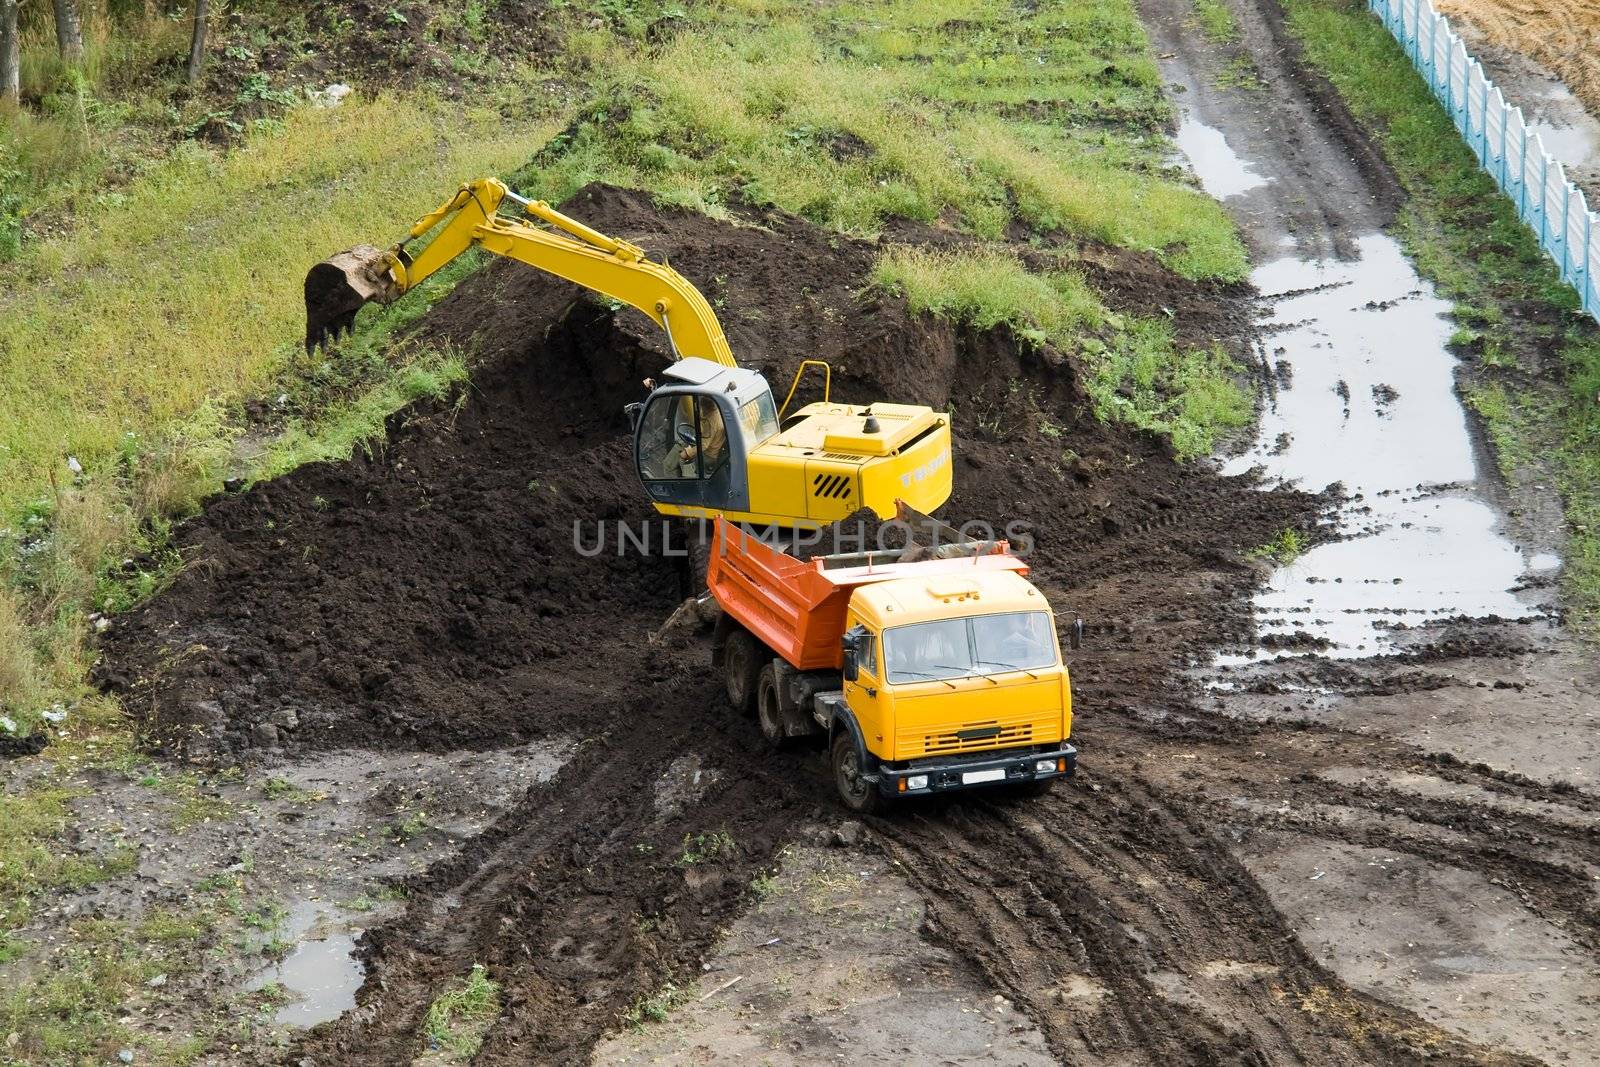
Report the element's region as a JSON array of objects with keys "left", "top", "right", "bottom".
[
  {"left": 906, "top": 774, "right": 929, "bottom": 790},
  {"left": 1034, "top": 759, "right": 1056, "bottom": 775}
]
